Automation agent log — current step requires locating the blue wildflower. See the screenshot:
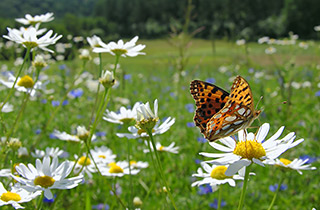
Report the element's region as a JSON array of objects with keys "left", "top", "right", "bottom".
[
  {"left": 92, "top": 204, "right": 110, "bottom": 210},
  {"left": 62, "top": 100, "right": 69, "bottom": 106},
  {"left": 69, "top": 88, "right": 84, "bottom": 98},
  {"left": 52, "top": 101, "right": 60, "bottom": 107},
  {"left": 187, "top": 122, "right": 195, "bottom": 127},
  {"left": 269, "top": 184, "right": 288, "bottom": 192},
  {"left": 209, "top": 198, "right": 227, "bottom": 209},
  {"left": 49, "top": 133, "right": 57, "bottom": 139},
  {"left": 170, "top": 92, "right": 176, "bottom": 98},
  {"left": 96, "top": 131, "right": 106, "bottom": 137},
  {"left": 198, "top": 184, "right": 213, "bottom": 195},
  {"left": 299, "top": 155, "right": 318, "bottom": 164},
  {"left": 206, "top": 78, "right": 216, "bottom": 84},
  {"left": 124, "top": 74, "right": 132, "bottom": 80},
  {"left": 43, "top": 194, "right": 56, "bottom": 204},
  {"left": 59, "top": 64, "right": 67, "bottom": 70},
  {"left": 35, "top": 129, "right": 41, "bottom": 135},
  {"left": 41, "top": 99, "right": 47, "bottom": 104},
  {"left": 185, "top": 103, "right": 195, "bottom": 113},
  {"left": 197, "top": 137, "right": 207, "bottom": 143},
  {"left": 315, "top": 91, "right": 320, "bottom": 97},
  {"left": 195, "top": 159, "right": 202, "bottom": 164}
]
